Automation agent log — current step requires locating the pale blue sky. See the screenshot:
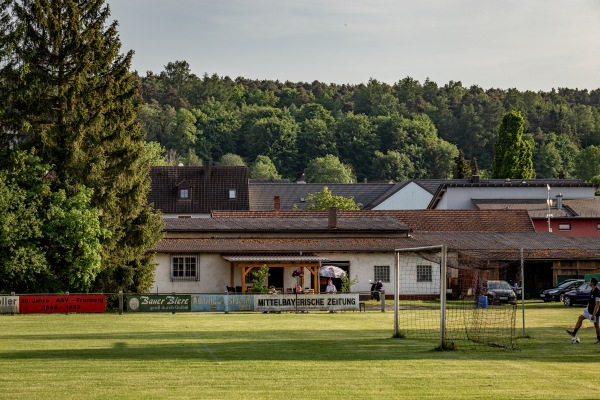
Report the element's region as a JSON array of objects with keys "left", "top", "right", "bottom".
[{"left": 107, "top": 0, "right": 600, "bottom": 91}]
